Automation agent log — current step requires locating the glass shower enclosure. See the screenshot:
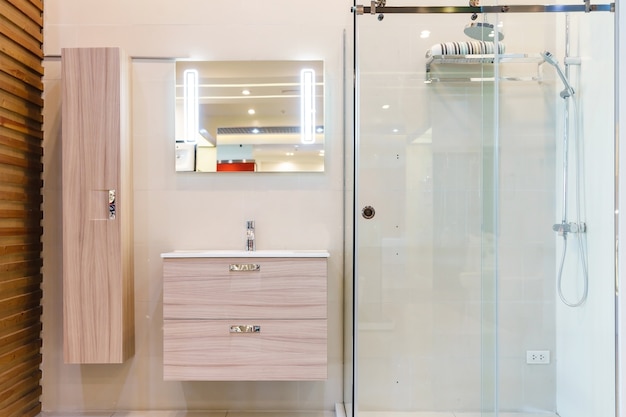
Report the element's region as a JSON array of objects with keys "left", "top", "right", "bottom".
[{"left": 348, "top": 1, "right": 616, "bottom": 416}]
